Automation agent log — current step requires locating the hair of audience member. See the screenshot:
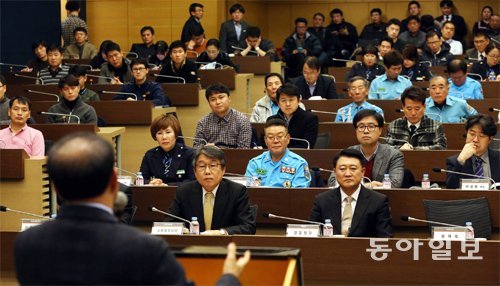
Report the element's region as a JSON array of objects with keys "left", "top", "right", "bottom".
[
  {"left": 169, "top": 40, "right": 186, "bottom": 54},
  {"left": 58, "top": 74, "right": 80, "bottom": 89},
  {"left": 206, "top": 38, "right": 221, "bottom": 49},
  {"left": 150, "top": 113, "right": 181, "bottom": 140},
  {"left": 362, "top": 45, "right": 378, "bottom": 56},
  {"left": 408, "top": 1, "right": 421, "bottom": 9},
  {"left": 73, "top": 26, "right": 88, "bottom": 35},
  {"left": 295, "top": 17, "right": 308, "bottom": 26},
  {"left": 189, "top": 3, "right": 204, "bottom": 13},
  {"left": 330, "top": 8, "right": 343, "bottom": 18},
  {"left": 193, "top": 145, "right": 226, "bottom": 168},
  {"left": 246, "top": 26, "right": 261, "bottom": 38},
  {"left": 387, "top": 18, "right": 402, "bottom": 28},
  {"left": 407, "top": 15, "right": 421, "bottom": 23},
  {"left": 264, "top": 117, "right": 288, "bottom": 134},
  {"left": 402, "top": 44, "right": 419, "bottom": 62},
  {"left": 371, "top": 8, "right": 382, "bottom": 16},
  {"left": 104, "top": 42, "right": 121, "bottom": 55},
  {"left": 447, "top": 58, "right": 467, "bottom": 74},
  {"left": 65, "top": 0, "right": 80, "bottom": 11},
  {"left": 130, "top": 58, "right": 148, "bottom": 69},
  {"left": 98, "top": 40, "right": 113, "bottom": 55},
  {"left": 352, "top": 109, "right": 384, "bottom": 129},
  {"left": 69, "top": 65, "right": 89, "bottom": 77},
  {"left": 8, "top": 95, "right": 32, "bottom": 110},
  {"left": 264, "top": 72, "right": 284, "bottom": 86},
  {"left": 140, "top": 26, "right": 155, "bottom": 35},
  {"left": 156, "top": 40, "right": 169, "bottom": 54},
  {"left": 333, "top": 148, "right": 366, "bottom": 169},
  {"left": 348, "top": 76, "right": 369, "bottom": 89},
  {"left": 276, "top": 82, "right": 301, "bottom": 101},
  {"left": 429, "top": 75, "right": 449, "bottom": 86},
  {"left": 31, "top": 40, "right": 48, "bottom": 51},
  {"left": 473, "top": 29, "right": 491, "bottom": 39},
  {"left": 481, "top": 6, "right": 493, "bottom": 15},
  {"left": 465, "top": 114, "right": 497, "bottom": 137},
  {"left": 0, "top": 74, "right": 6, "bottom": 86},
  {"left": 425, "top": 30, "right": 440, "bottom": 41},
  {"left": 48, "top": 132, "right": 115, "bottom": 200},
  {"left": 420, "top": 15, "right": 437, "bottom": 31},
  {"left": 47, "top": 44, "right": 63, "bottom": 54},
  {"left": 485, "top": 44, "right": 498, "bottom": 55},
  {"left": 205, "top": 83, "right": 230, "bottom": 100},
  {"left": 229, "top": 3, "right": 245, "bottom": 14},
  {"left": 313, "top": 12, "right": 325, "bottom": 21},
  {"left": 304, "top": 56, "right": 321, "bottom": 71},
  {"left": 400, "top": 86, "right": 427, "bottom": 105},
  {"left": 383, "top": 50, "right": 404, "bottom": 68},
  {"left": 440, "top": 0, "right": 454, "bottom": 8},
  {"left": 379, "top": 36, "right": 394, "bottom": 48},
  {"left": 442, "top": 20, "right": 455, "bottom": 29}
]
